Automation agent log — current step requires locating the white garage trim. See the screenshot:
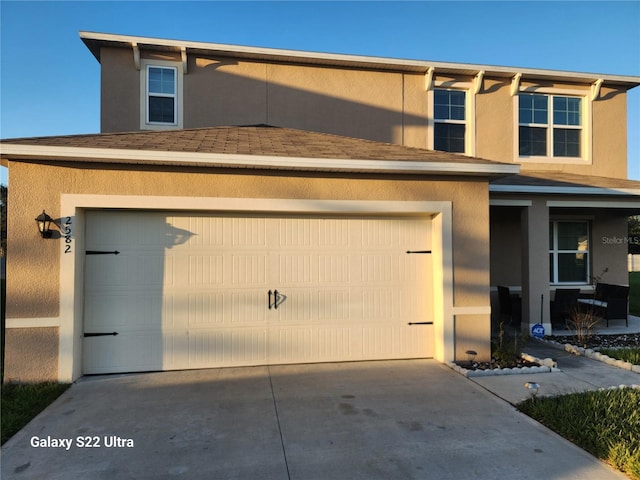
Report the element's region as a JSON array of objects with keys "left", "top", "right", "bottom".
[
  {"left": 59, "top": 194, "right": 454, "bottom": 381},
  {"left": 451, "top": 306, "right": 492, "bottom": 315},
  {"left": 5, "top": 317, "right": 61, "bottom": 328}
]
